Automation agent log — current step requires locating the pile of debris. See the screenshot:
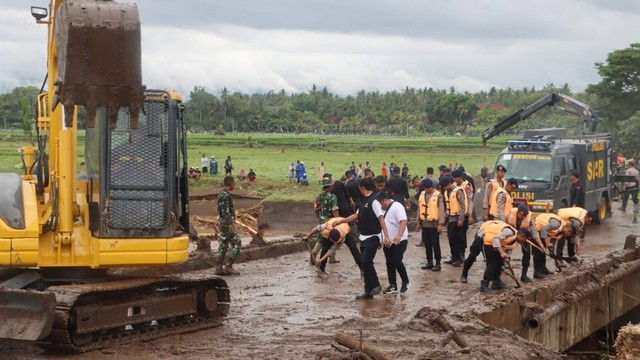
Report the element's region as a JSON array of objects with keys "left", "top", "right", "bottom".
[
  {"left": 192, "top": 204, "right": 265, "bottom": 241},
  {"left": 615, "top": 323, "right": 640, "bottom": 360},
  {"left": 316, "top": 307, "right": 563, "bottom": 360}
]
